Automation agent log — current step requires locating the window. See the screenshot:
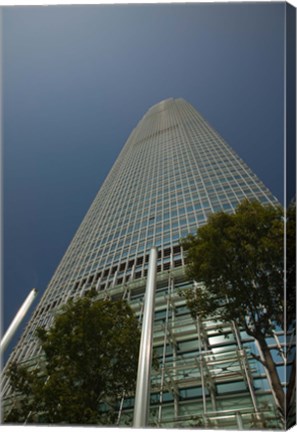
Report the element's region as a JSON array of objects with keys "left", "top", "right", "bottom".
[{"left": 216, "top": 380, "right": 247, "bottom": 395}]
